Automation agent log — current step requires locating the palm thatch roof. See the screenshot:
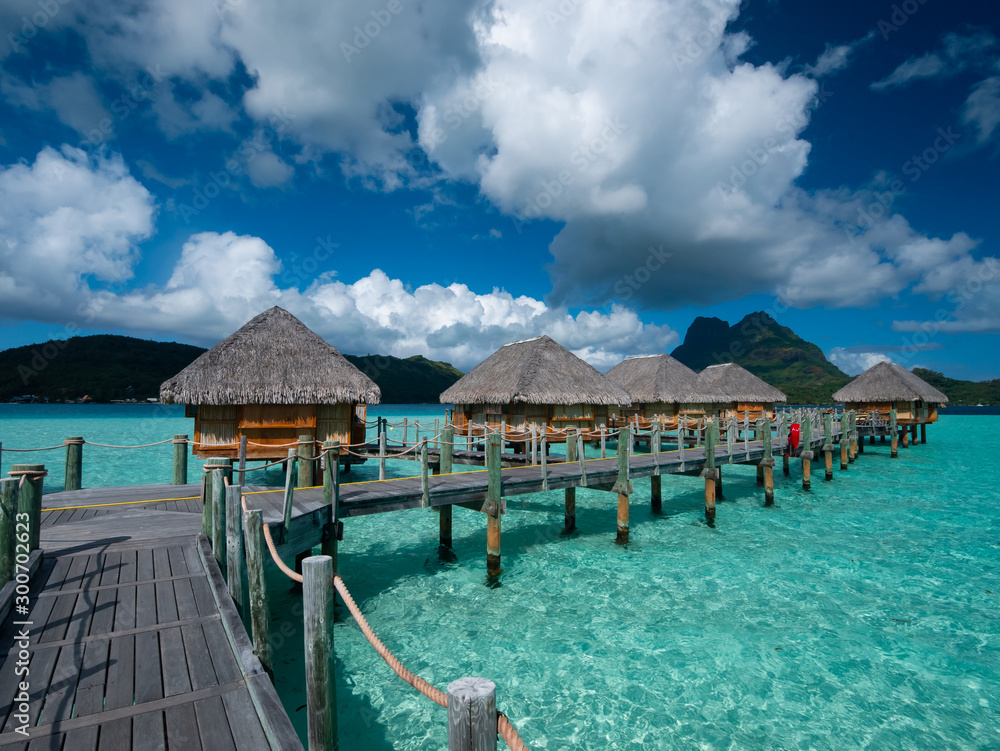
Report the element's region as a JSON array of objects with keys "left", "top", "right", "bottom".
[
  {"left": 440, "top": 336, "right": 631, "bottom": 406},
  {"left": 606, "top": 354, "right": 731, "bottom": 404},
  {"left": 697, "top": 363, "right": 787, "bottom": 403},
  {"left": 831, "top": 360, "right": 948, "bottom": 403},
  {"left": 160, "top": 307, "right": 380, "bottom": 405}
]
